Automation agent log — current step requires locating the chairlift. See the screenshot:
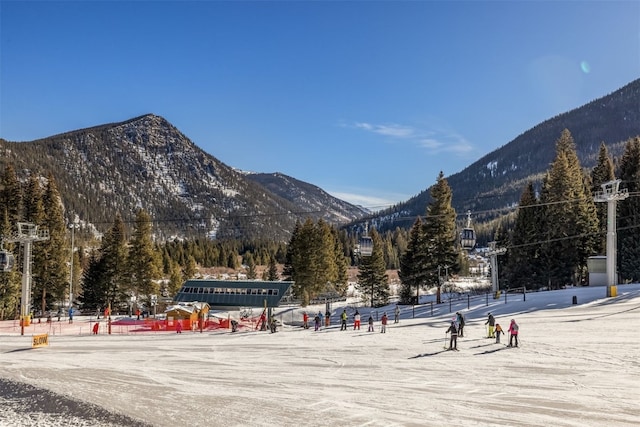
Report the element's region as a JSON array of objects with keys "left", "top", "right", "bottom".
[
  {"left": 0, "top": 249, "right": 15, "bottom": 272},
  {"left": 358, "top": 236, "right": 373, "bottom": 257},
  {"left": 460, "top": 210, "right": 476, "bottom": 251},
  {"left": 358, "top": 222, "right": 373, "bottom": 257}
]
